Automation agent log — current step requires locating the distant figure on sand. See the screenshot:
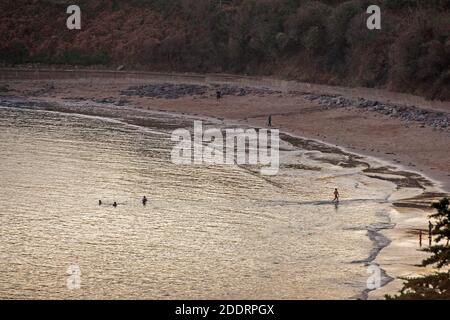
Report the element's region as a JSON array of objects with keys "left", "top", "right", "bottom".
[
  {"left": 332, "top": 188, "right": 340, "bottom": 203},
  {"left": 142, "top": 196, "right": 148, "bottom": 206},
  {"left": 99, "top": 200, "right": 102, "bottom": 206},
  {"left": 267, "top": 115, "right": 272, "bottom": 127},
  {"left": 216, "top": 90, "right": 222, "bottom": 102},
  {"left": 428, "top": 221, "right": 434, "bottom": 246},
  {"left": 113, "top": 201, "right": 117, "bottom": 208}
]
